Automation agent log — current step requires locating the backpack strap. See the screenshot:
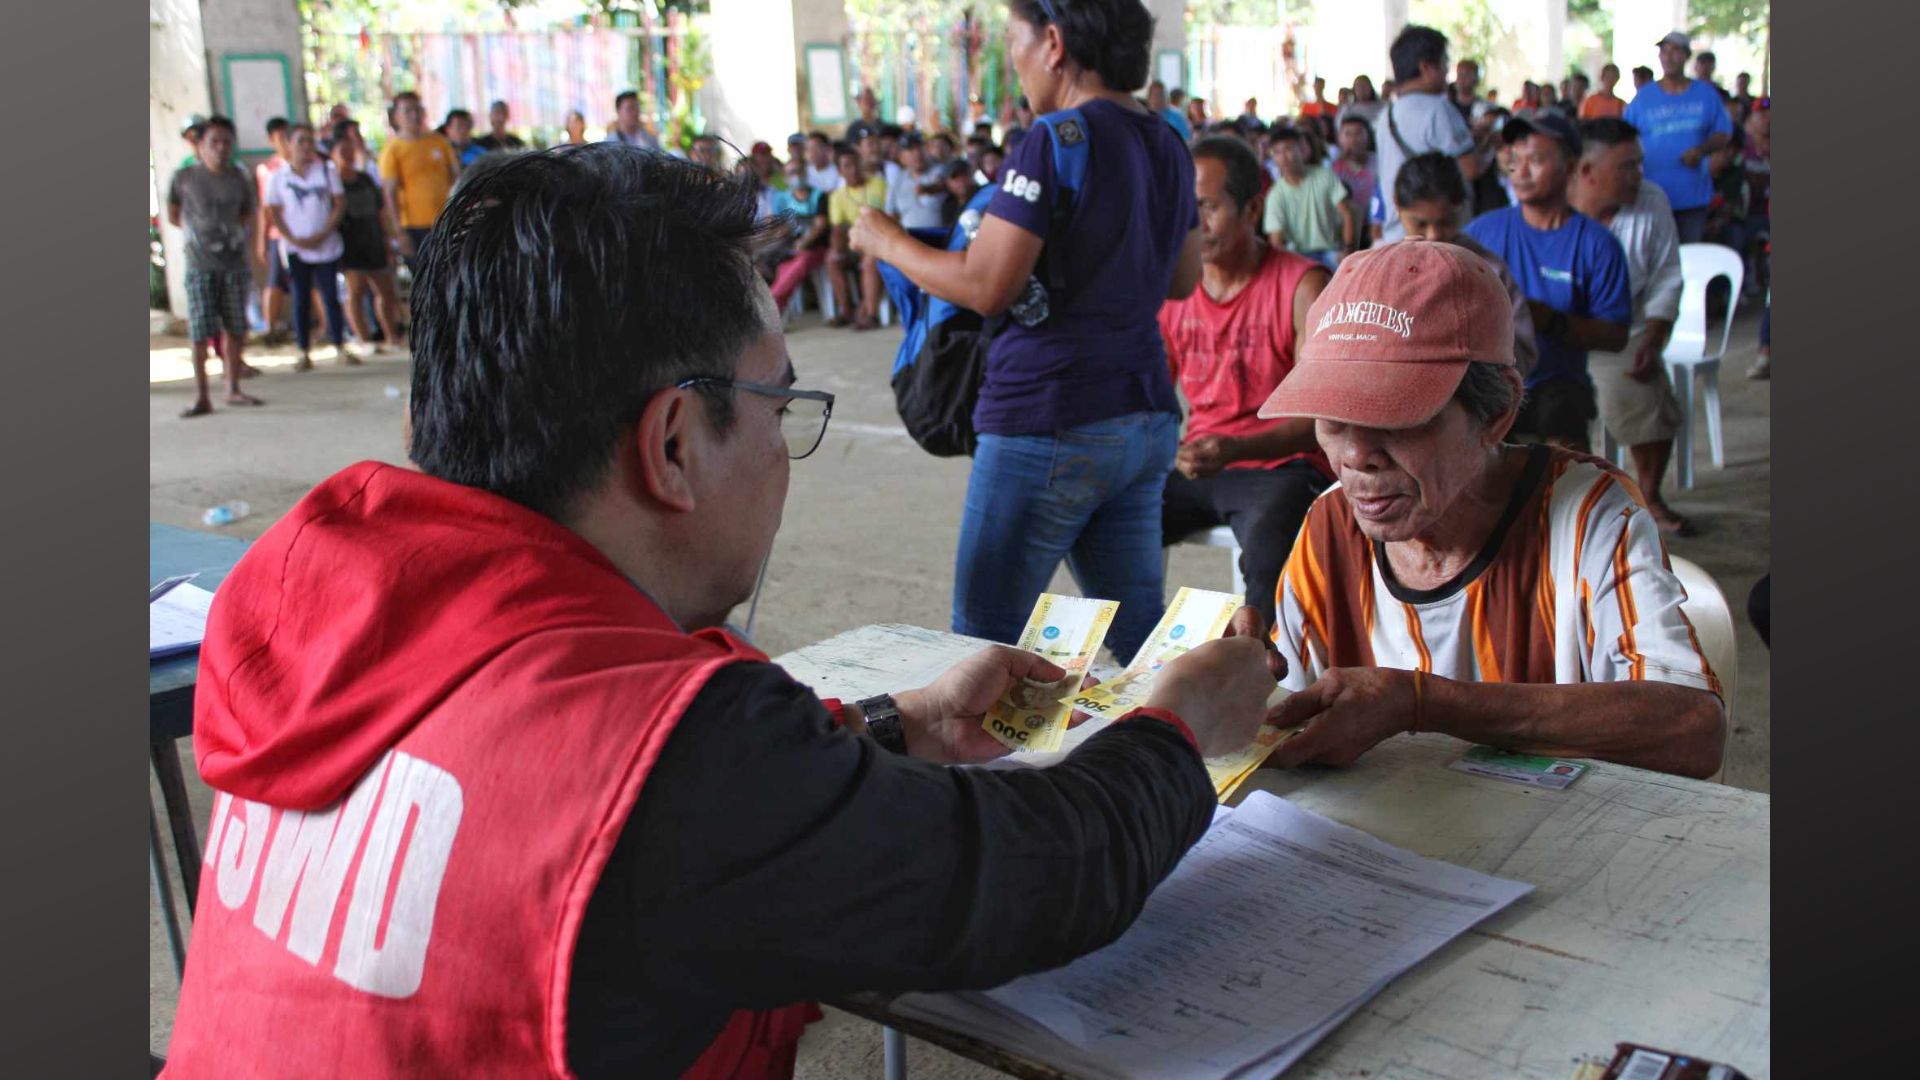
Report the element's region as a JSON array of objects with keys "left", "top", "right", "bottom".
[{"left": 1032, "top": 107, "right": 1091, "bottom": 296}]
